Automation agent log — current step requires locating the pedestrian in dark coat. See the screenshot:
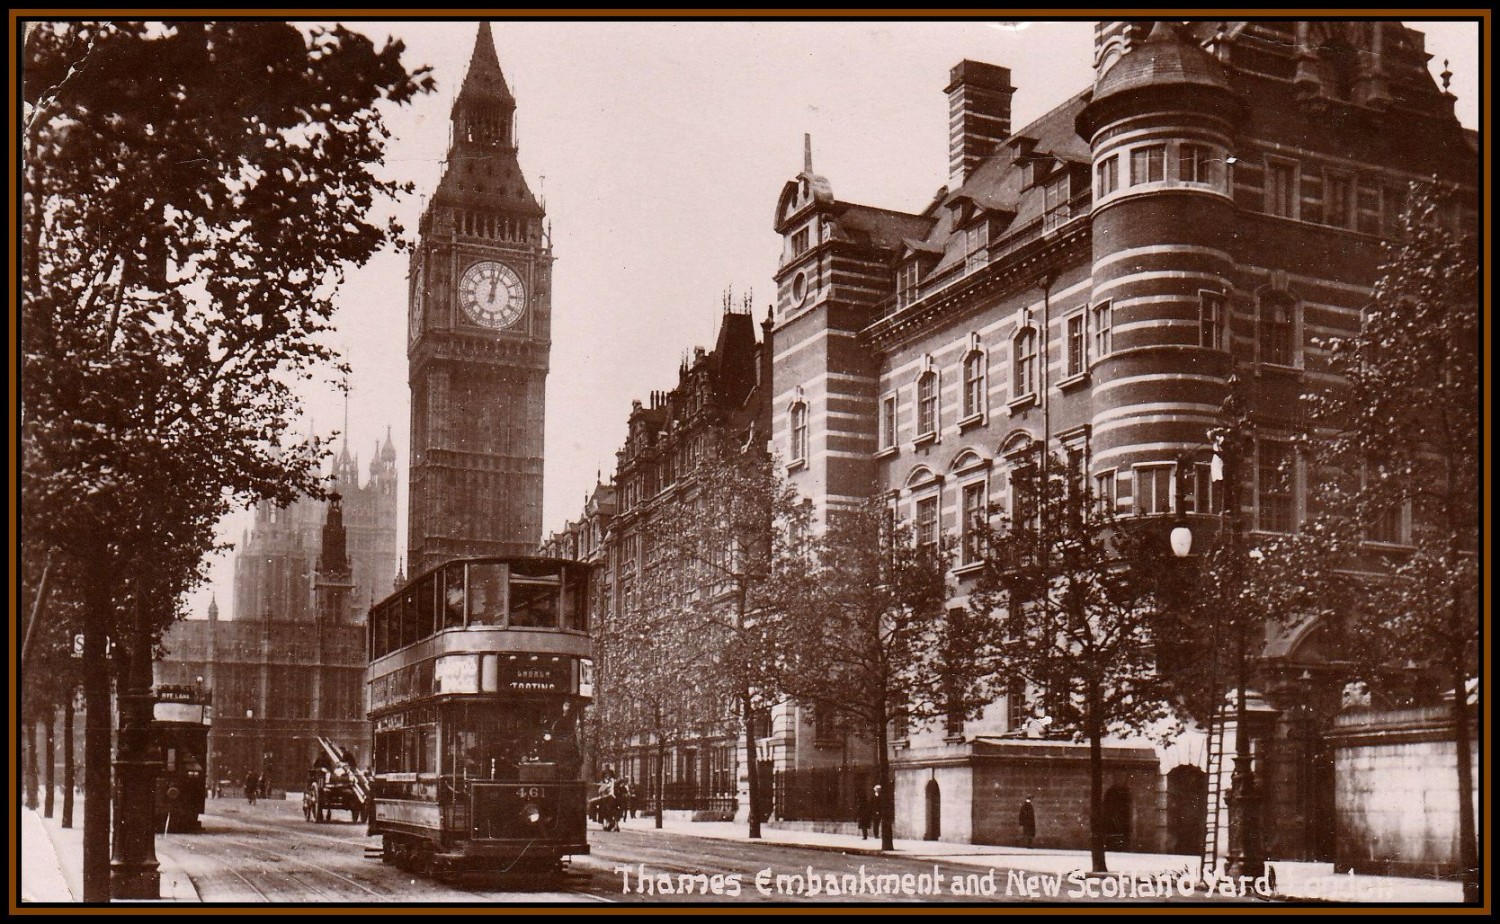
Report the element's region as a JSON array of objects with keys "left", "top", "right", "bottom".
[
  {"left": 245, "top": 770, "right": 258, "bottom": 805},
  {"left": 857, "top": 792, "right": 871, "bottom": 840},
  {"left": 1019, "top": 797, "right": 1036, "bottom": 848}
]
